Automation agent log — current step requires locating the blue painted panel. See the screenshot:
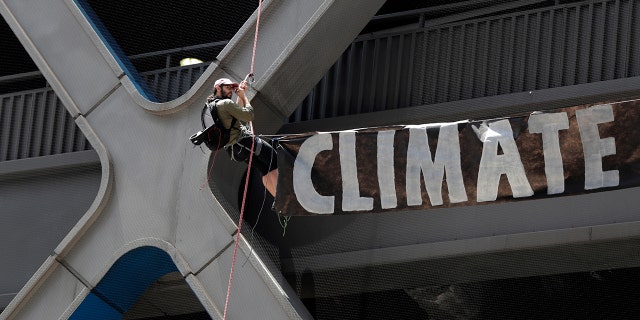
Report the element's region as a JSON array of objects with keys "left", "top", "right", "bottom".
[
  {"left": 72, "top": 0, "right": 158, "bottom": 102},
  {"left": 70, "top": 246, "right": 179, "bottom": 318},
  {"left": 68, "top": 293, "right": 120, "bottom": 320}
]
